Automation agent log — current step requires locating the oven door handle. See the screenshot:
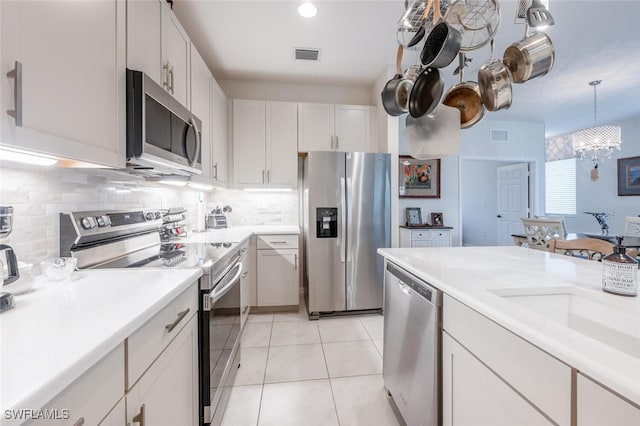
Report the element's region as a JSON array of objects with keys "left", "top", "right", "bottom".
[{"left": 211, "top": 261, "right": 243, "bottom": 304}]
